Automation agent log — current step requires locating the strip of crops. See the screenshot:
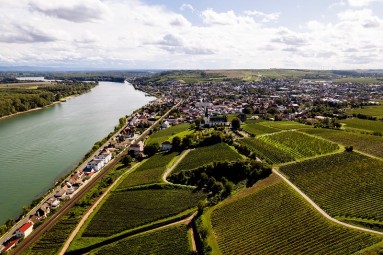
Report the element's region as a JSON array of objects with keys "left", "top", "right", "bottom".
[
  {"left": 173, "top": 143, "right": 242, "bottom": 173},
  {"left": 260, "top": 121, "right": 312, "bottom": 130},
  {"left": 340, "top": 118, "right": 383, "bottom": 134},
  {"left": 346, "top": 103, "right": 383, "bottom": 118},
  {"left": 146, "top": 123, "right": 191, "bottom": 145},
  {"left": 242, "top": 123, "right": 279, "bottom": 136},
  {"left": 238, "top": 138, "right": 294, "bottom": 164},
  {"left": 83, "top": 187, "right": 205, "bottom": 237},
  {"left": 92, "top": 224, "right": 191, "bottom": 255},
  {"left": 117, "top": 152, "right": 177, "bottom": 188},
  {"left": 280, "top": 152, "right": 383, "bottom": 223},
  {"left": 210, "top": 181, "right": 382, "bottom": 255},
  {"left": 302, "top": 128, "right": 383, "bottom": 158},
  {"left": 260, "top": 131, "right": 339, "bottom": 159}
]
